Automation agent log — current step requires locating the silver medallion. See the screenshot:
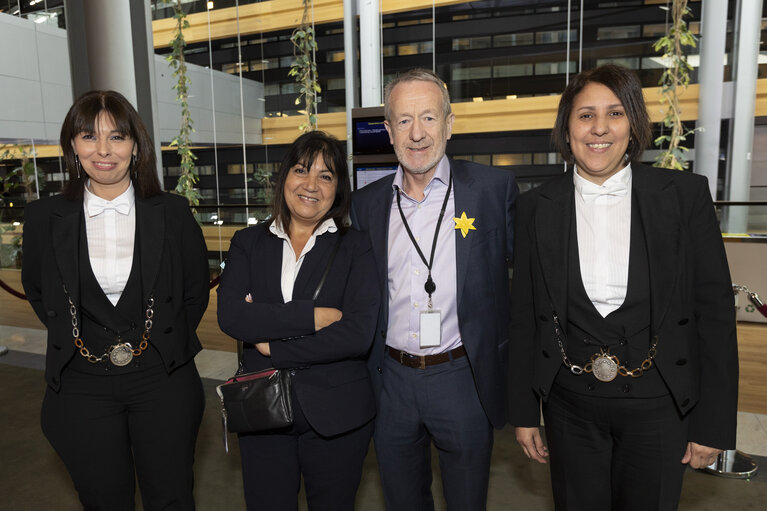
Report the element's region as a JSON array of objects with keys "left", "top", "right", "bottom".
[
  {"left": 591, "top": 354, "right": 618, "bottom": 382},
  {"left": 109, "top": 343, "right": 134, "bottom": 367}
]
